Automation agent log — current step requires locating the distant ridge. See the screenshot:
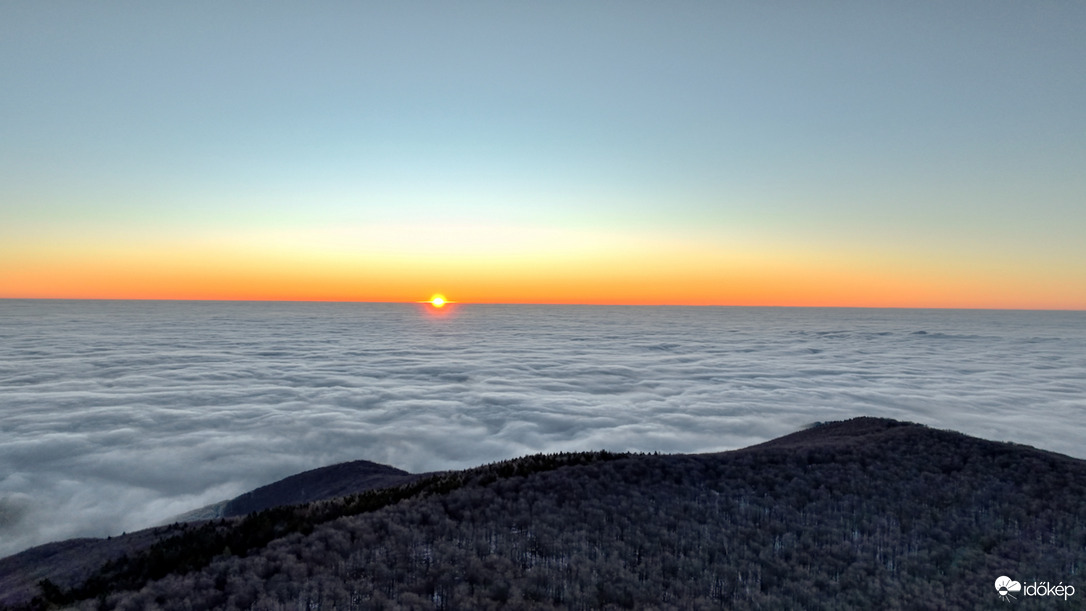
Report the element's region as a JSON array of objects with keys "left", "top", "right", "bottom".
[
  {"left": 221, "top": 459, "right": 419, "bottom": 517},
  {"left": 3, "top": 417, "right": 1085, "bottom": 609},
  {"left": 748, "top": 416, "right": 918, "bottom": 450}
]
